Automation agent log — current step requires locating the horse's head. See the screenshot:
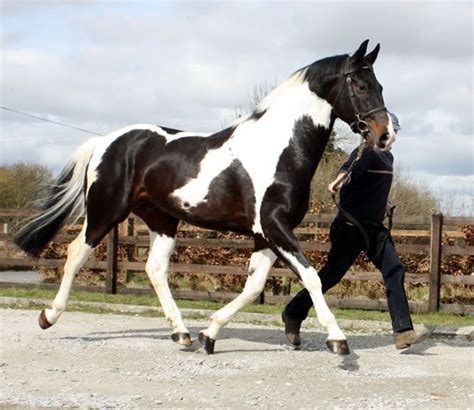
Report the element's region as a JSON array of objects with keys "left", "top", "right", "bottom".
[
  {"left": 310, "top": 40, "right": 395, "bottom": 150},
  {"left": 338, "top": 40, "right": 394, "bottom": 150}
]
